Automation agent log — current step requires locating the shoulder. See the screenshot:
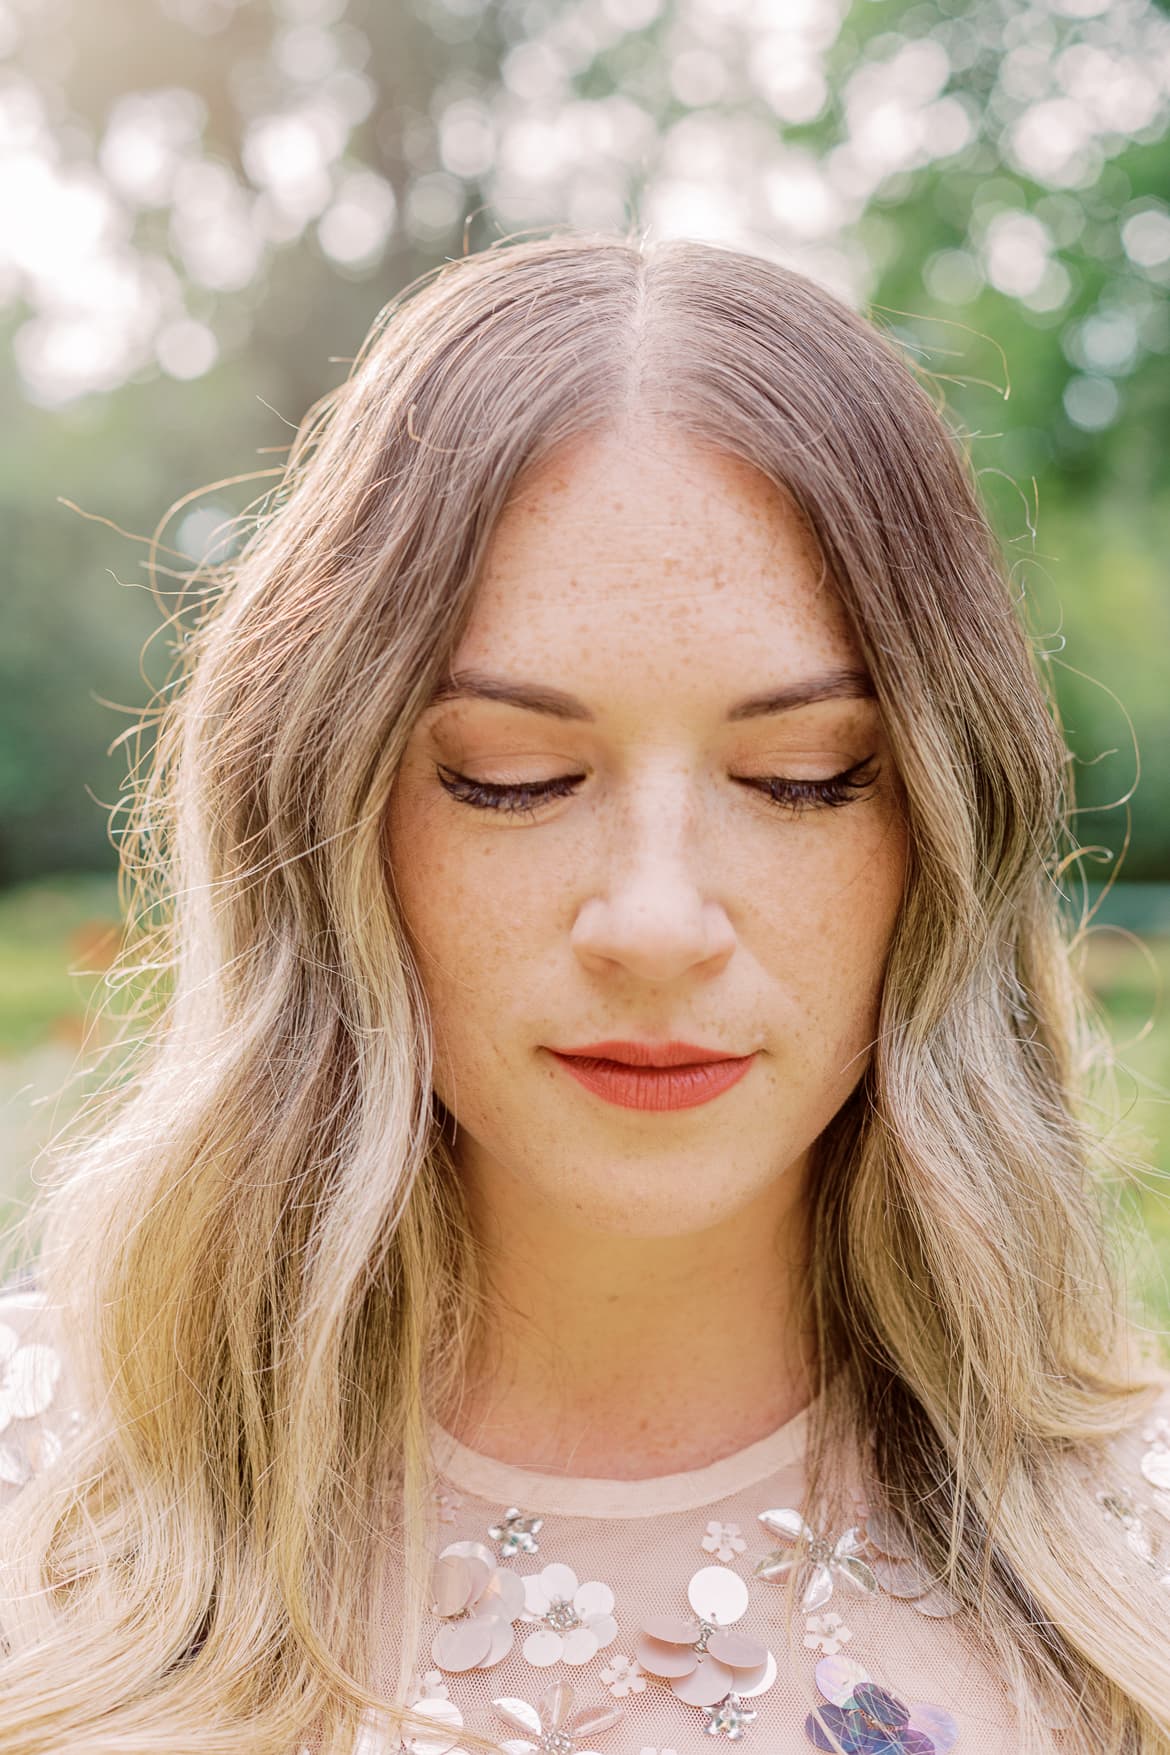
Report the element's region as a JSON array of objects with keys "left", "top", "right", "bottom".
[{"left": 0, "top": 1273, "right": 86, "bottom": 1509}]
